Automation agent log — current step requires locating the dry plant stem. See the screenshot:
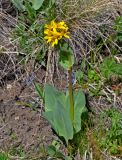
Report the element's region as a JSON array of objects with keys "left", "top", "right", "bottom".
[
  {"left": 45, "top": 46, "right": 54, "bottom": 84},
  {"left": 68, "top": 67, "right": 74, "bottom": 124}
]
